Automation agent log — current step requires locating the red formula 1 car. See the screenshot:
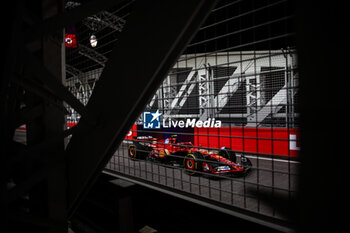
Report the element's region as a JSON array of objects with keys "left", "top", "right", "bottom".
[{"left": 128, "top": 135, "right": 252, "bottom": 177}]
